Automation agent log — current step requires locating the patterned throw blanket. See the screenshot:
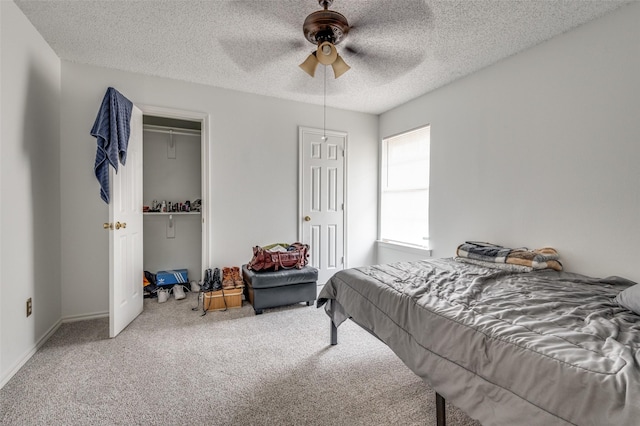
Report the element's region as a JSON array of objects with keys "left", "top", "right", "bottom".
[{"left": 456, "top": 241, "right": 563, "bottom": 271}]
